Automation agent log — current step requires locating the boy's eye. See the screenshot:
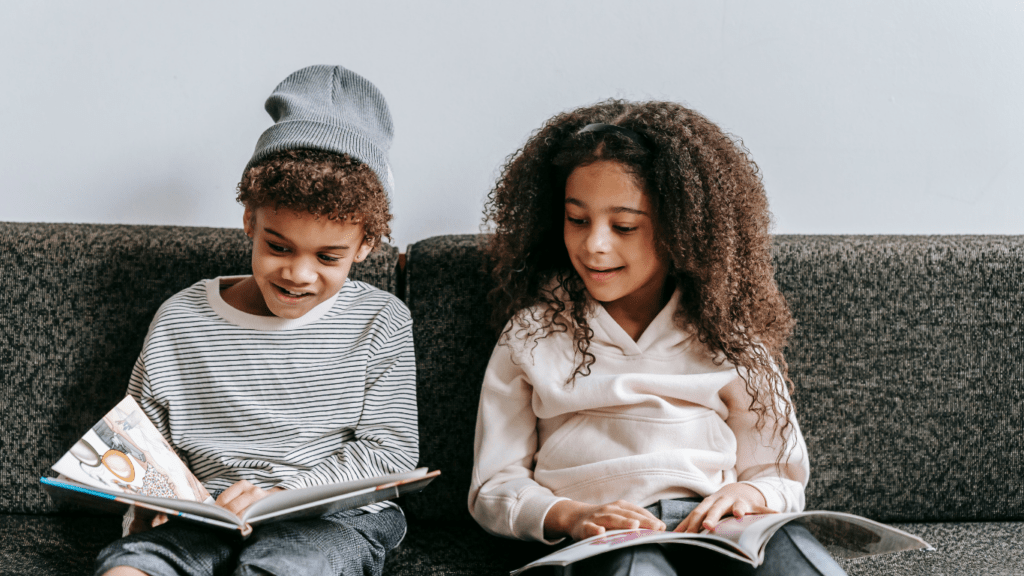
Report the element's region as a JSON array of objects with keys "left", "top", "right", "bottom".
[{"left": 267, "top": 242, "right": 288, "bottom": 253}]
